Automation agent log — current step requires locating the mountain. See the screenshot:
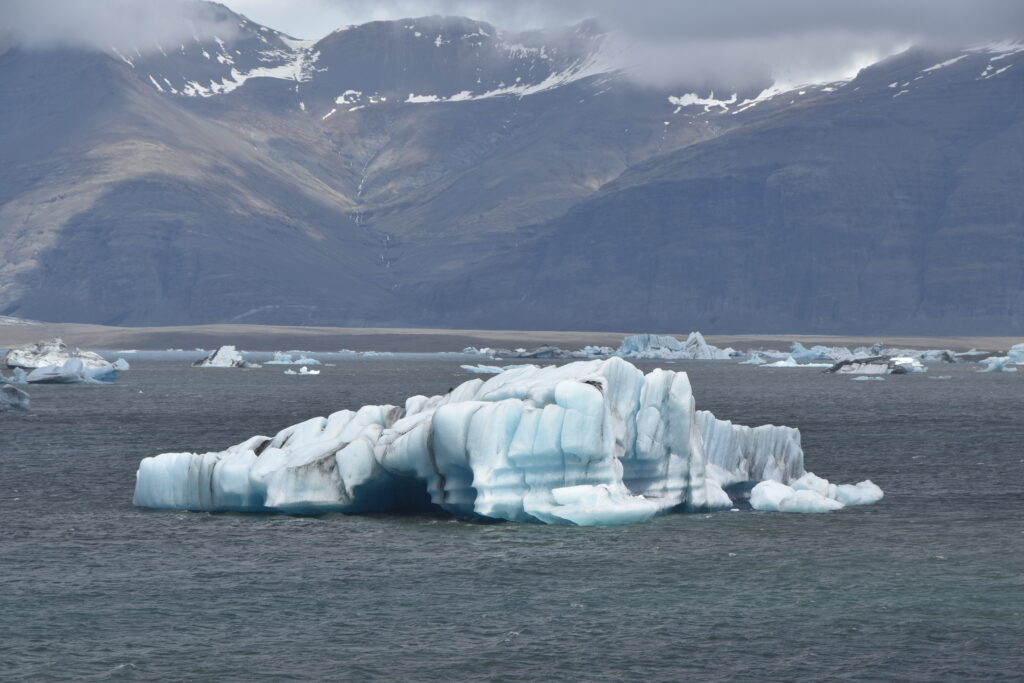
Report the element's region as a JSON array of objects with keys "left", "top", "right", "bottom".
[{"left": 1, "top": 2, "right": 1021, "bottom": 333}]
